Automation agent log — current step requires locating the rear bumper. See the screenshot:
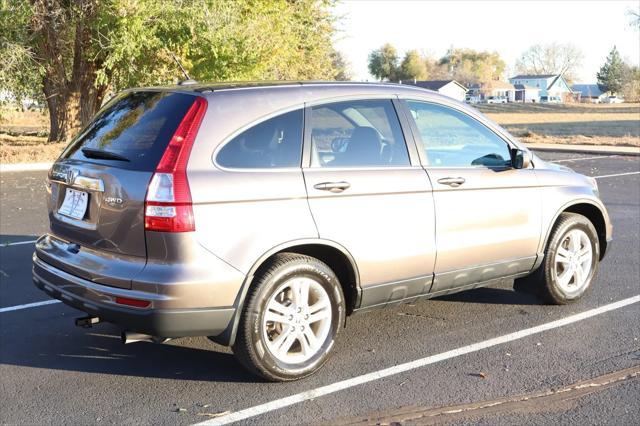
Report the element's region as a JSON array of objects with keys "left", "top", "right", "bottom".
[{"left": 32, "top": 254, "right": 235, "bottom": 338}]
